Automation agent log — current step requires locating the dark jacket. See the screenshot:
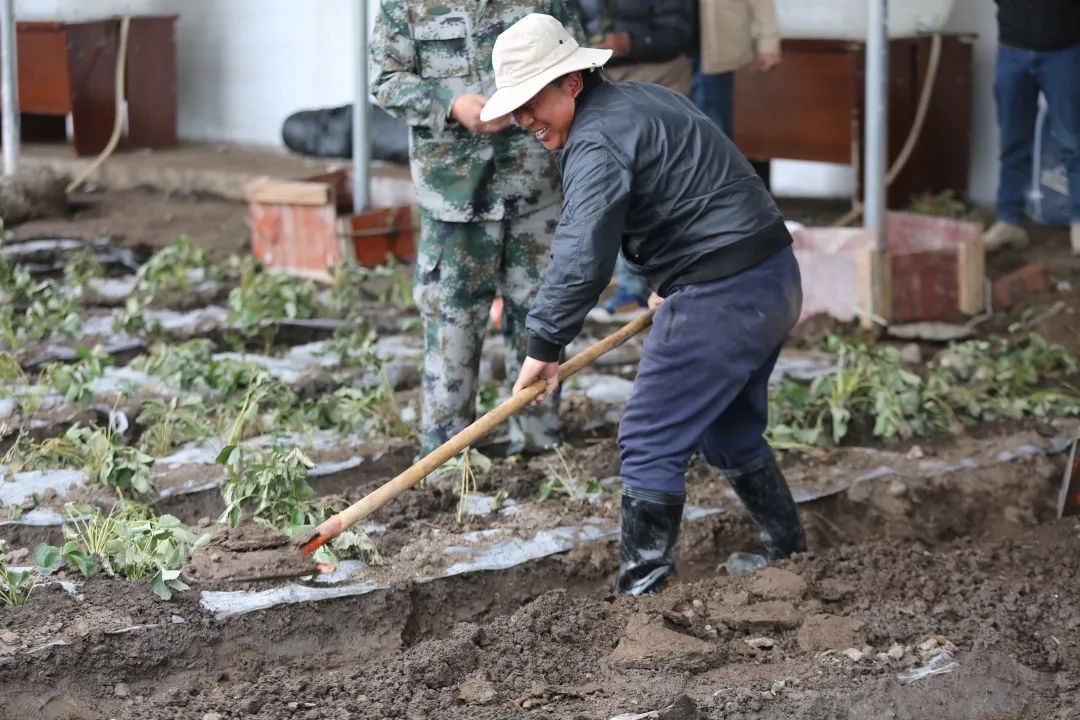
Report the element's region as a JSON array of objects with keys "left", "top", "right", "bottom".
[
  {"left": 526, "top": 81, "right": 791, "bottom": 361},
  {"left": 567, "top": 0, "right": 693, "bottom": 64},
  {"left": 995, "top": 0, "right": 1080, "bottom": 52}
]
